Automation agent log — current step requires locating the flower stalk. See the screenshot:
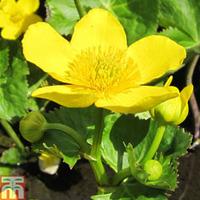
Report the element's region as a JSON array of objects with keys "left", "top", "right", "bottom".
[
  {"left": 90, "top": 109, "right": 109, "bottom": 186},
  {"left": 111, "top": 167, "right": 131, "bottom": 186},
  {"left": 44, "top": 123, "right": 90, "bottom": 154},
  {"left": 142, "top": 123, "right": 165, "bottom": 163},
  {"left": 0, "top": 119, "right": 25, "bottom": 152}
]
